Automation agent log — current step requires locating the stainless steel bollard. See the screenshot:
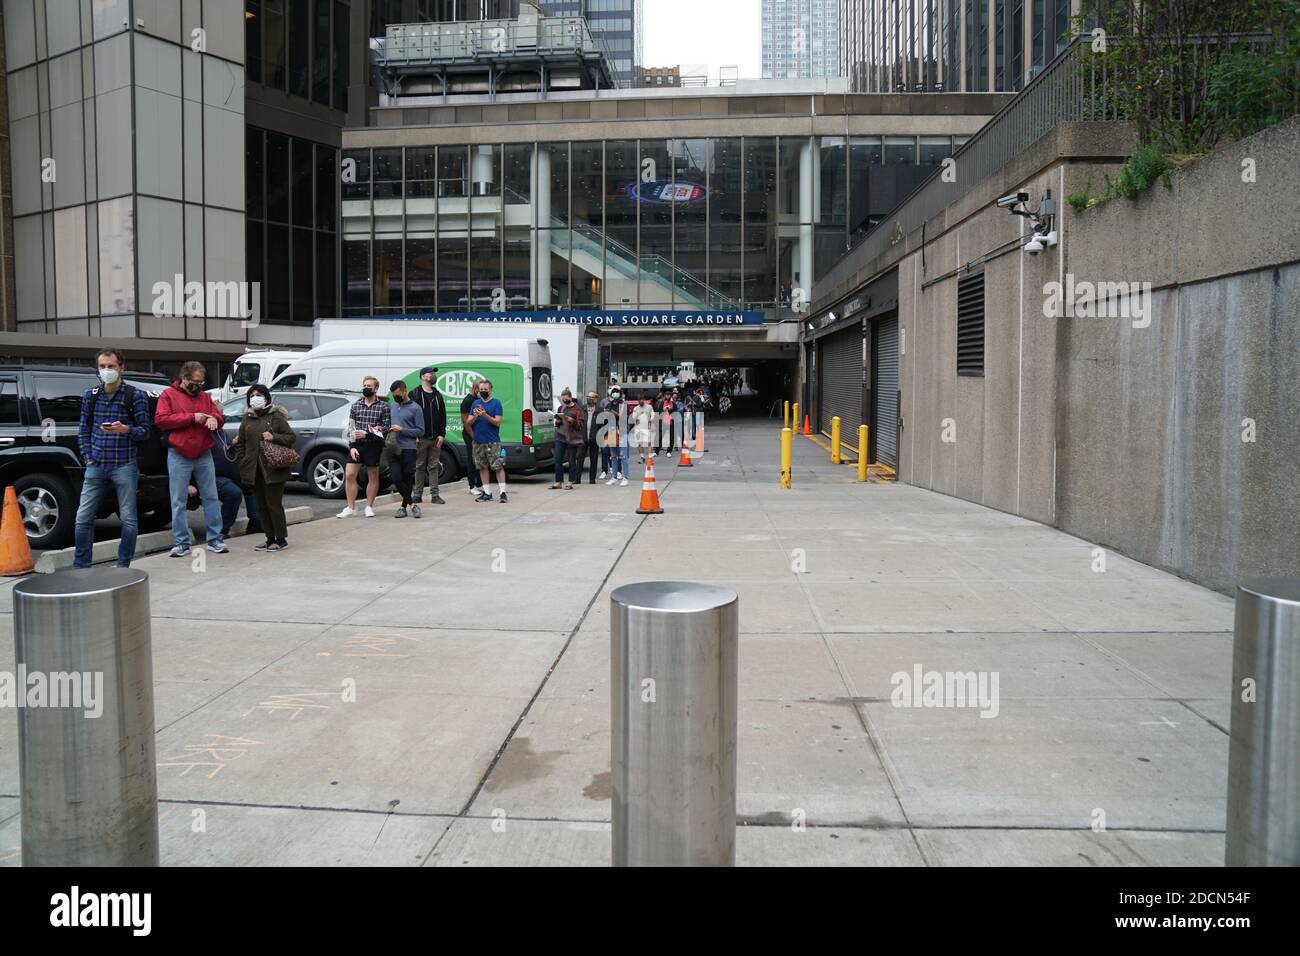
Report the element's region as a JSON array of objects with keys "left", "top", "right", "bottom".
[
  {"left": 13, "top": 568, "right": 159, "bottom": 866},
  {"left": 611, "top": 581, "right": 738, "bottom": 866},
  {"left": 1225, "top": 577, "right": 1300, "bottom": 866}
]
